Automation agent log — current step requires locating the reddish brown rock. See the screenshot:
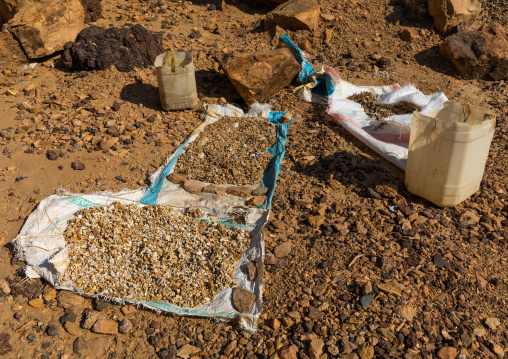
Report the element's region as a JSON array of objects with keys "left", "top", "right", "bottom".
[
  {"left": 440, "top": 24, "right": 508, "bottom": 80},
  {"left": 437, "top": 346, "right": 458, "bottom": 359},
  {"left": 221, "top": 48, "right": 300, "bottom": 105},
  {"left": 247, "top": 196, "right": 266, "bottom": 207},
  {"left": 166, "top": 172, "right": 187, "bottom": 185},
  {"left": 400, "top": 28, "right": 421, "bottom": 41},
  {"left": 274, "top": 240, "right": 292, "bottom": 258},
  {"left": 429, "top": 0, "right": 481, "bottom": 33},
  {"left": 202, "top": 185, "right": 227, "bottom": 196},
  {"left": 28, "top": 298, "right": 43, "bottom": 308},
  {"left": 265, "top": 0, "right": 321, "bottom": 31},
  {"left": 225, "top": 186, "right": 253, "bottom": 198},
  {"left": 92, "top": 319, "right": 118, "bottom": 335},
  {"left": 9, "top": 0, "right": 85, "bottom": 58},
  {"left": 278, "top": 344, "right": 299, "bottom": 359},
  {"left": 232, "top": 287, "right": 256, "bottom": 313},
  {"left": 183, "top": 180, "right": 204, "bottom": 193},
  {"left": 57, "top": 291, "right": 85, "bottom": 309}
]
